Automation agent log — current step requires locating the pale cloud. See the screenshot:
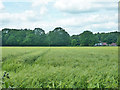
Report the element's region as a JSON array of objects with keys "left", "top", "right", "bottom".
[
  {"left": 54, "top": 0, "right": 118, "bottom": 13},
  {"left": 32, "top": 1, "right": 47, "bottom": 7},
  {"left": 0, "top": 12, "right": 117, "bottom": 35},
  {"left": 39, "top": 6, "right": 47, "bottom": 15},
  {"left": 84, "top": 22, "right": 117, "bottom": 30},
  {"left": 54, "top": 14, "right": 117, "bottom": 27},
  {"left": 0, "top": 0, "right": 4, "bottom": 10},
  {"left": 31, "top": 0, "right": 53, "bottom": 15},
  {"left": 32, "top": 0, "right": 50, "bottom": 7},
  {"left": 0, "top": 10, "right": 38, "bottom": 26},
  {"left": 0, "top": 0, "right": 118, "bottom": 35},
  {"left": 31, "top": 0, "right": 56, "bottom": 7}
]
